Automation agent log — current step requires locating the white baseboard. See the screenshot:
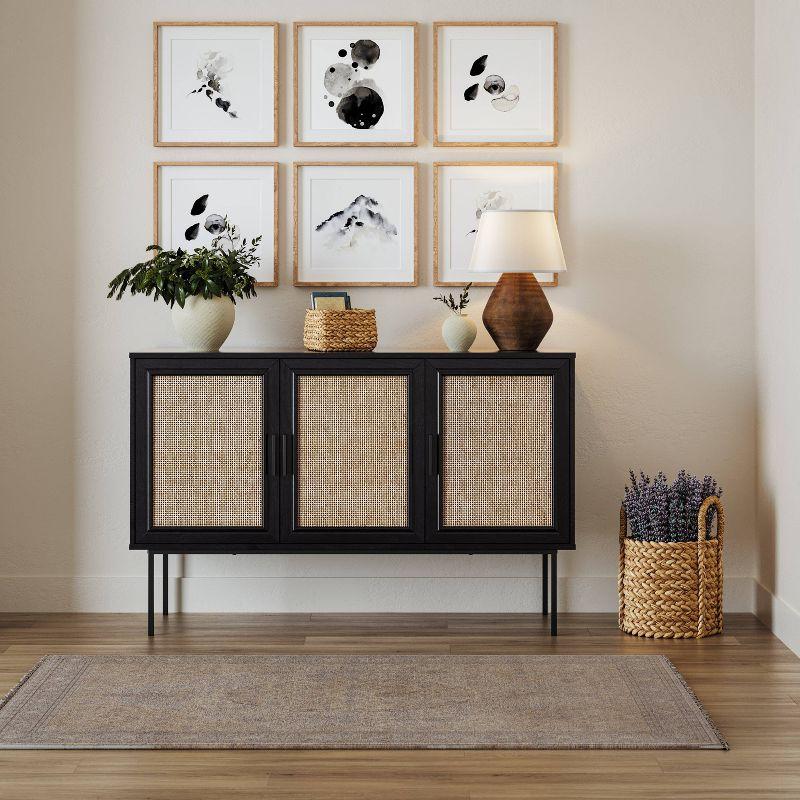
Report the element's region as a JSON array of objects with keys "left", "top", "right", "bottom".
[
  {"left": 0, "top": 575, "right": 756, "bottom": 614},
  {"left": 755, "top": 581, "right": 800, "bottom": 657}
]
